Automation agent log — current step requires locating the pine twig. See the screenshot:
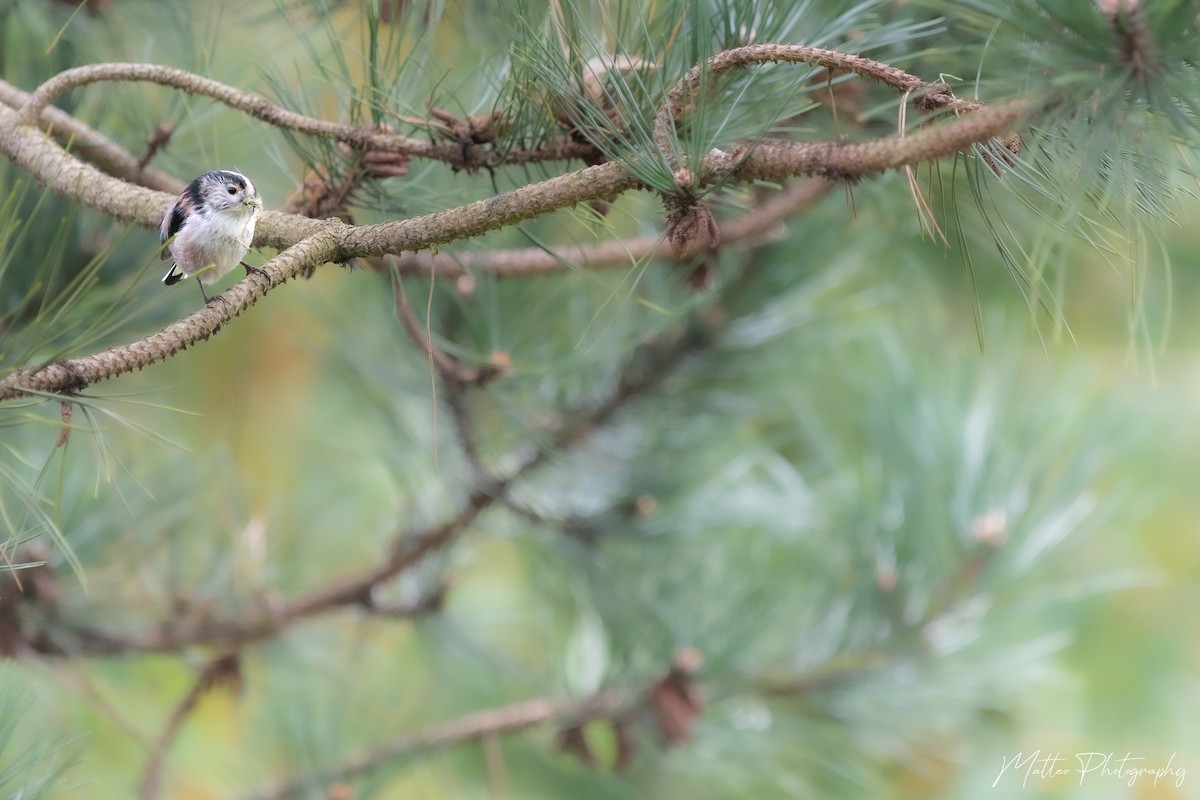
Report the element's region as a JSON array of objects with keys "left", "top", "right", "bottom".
[
  {"left": 140, "top": 652, "right": 242, "bottom": 800},
  {"left": 23, "top": 303, "right": 708, "bottom": 658},
  {"left": 0, "top": 52, "right": 1024, "bottom": 403},
  {"left": 16, "top": 63, "right": 595, "bottom": 173},
  {"left": 235, "top": 691, "right": 629, "bottom": 800},
  {"left": 0, "top": 78, "right": 183, "bottom": 193},
  {"left": 383, "top": 176, "right": 834, "bottom": 278},
  {"left": 654, "top": 43, "right": 985, "bottom": 172}
]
